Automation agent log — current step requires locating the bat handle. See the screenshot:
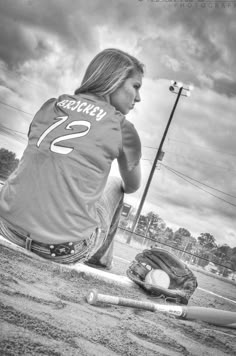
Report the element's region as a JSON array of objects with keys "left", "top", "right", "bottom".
[
  {"left": 86, "top": 289, "right": 156, "bottom": 311},
  {"left": 86, "top": 289, "right": 99, "bottom": 305}
]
